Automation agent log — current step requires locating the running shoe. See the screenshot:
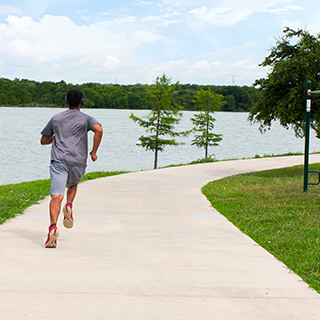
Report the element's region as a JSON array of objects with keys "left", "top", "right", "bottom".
[
  {"left": 45, "top": 224, "right": 59, "bottom": 248},
  {"left": 63, "top": 203, "right": 74, "bottom": 228}
]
